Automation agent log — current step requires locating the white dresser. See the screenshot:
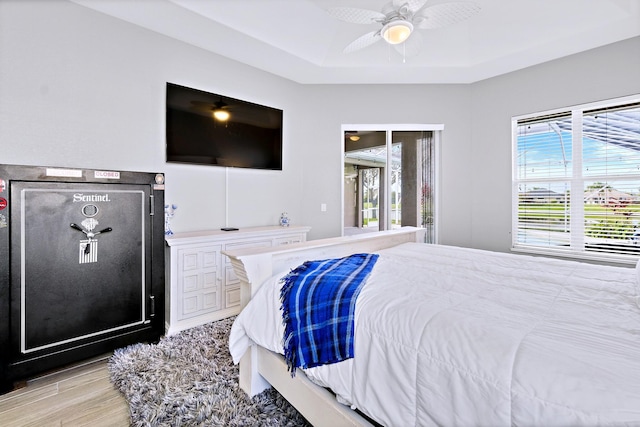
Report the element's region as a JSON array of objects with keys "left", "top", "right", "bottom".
[{"left": 164, "top": 225, "right": 310, "bottom": 335}]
